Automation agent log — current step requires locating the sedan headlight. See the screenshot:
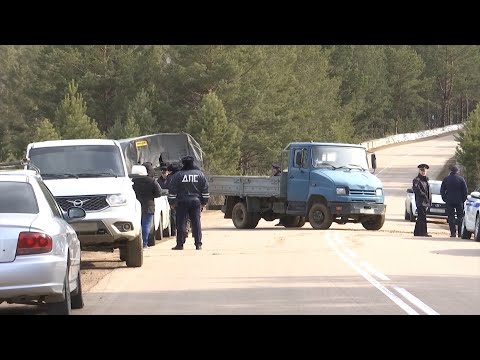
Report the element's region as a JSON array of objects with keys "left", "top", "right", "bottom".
[
  {"left": 336, "top": 187, "right": 348, "bottom": 195},
  {"left": 107, "top": 193, "right": 127, "bottom": 206},
  {"left": 375, "top": 188, "right": 383, "bottom": 196}
]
